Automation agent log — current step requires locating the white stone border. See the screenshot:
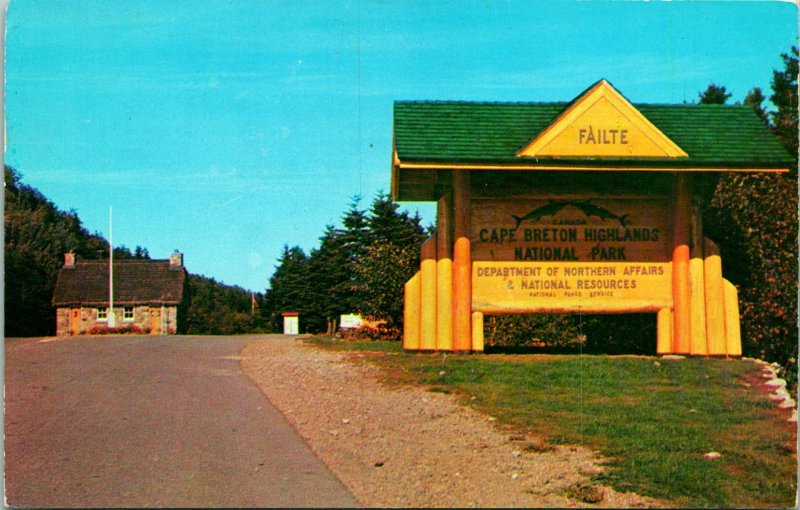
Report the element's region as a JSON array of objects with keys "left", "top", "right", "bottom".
[{"left": 743, "top": 357, "right": 797, "bottom": 423}]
